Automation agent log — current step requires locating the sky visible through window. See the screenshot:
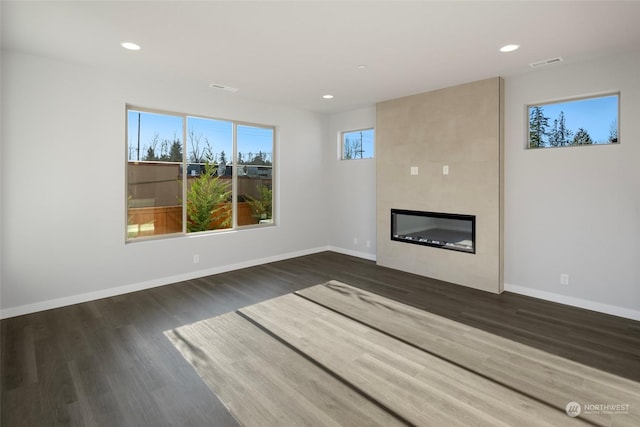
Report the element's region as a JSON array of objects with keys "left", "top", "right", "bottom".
[
  {"left": 342, "top": 128, "right": 374, "bottom": 159},
  {"left": 127, "top": 110, "right": 272, "bottom": 162},
  {"left": 528, "top": 94, "right": 618, "bottom": 146}
]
